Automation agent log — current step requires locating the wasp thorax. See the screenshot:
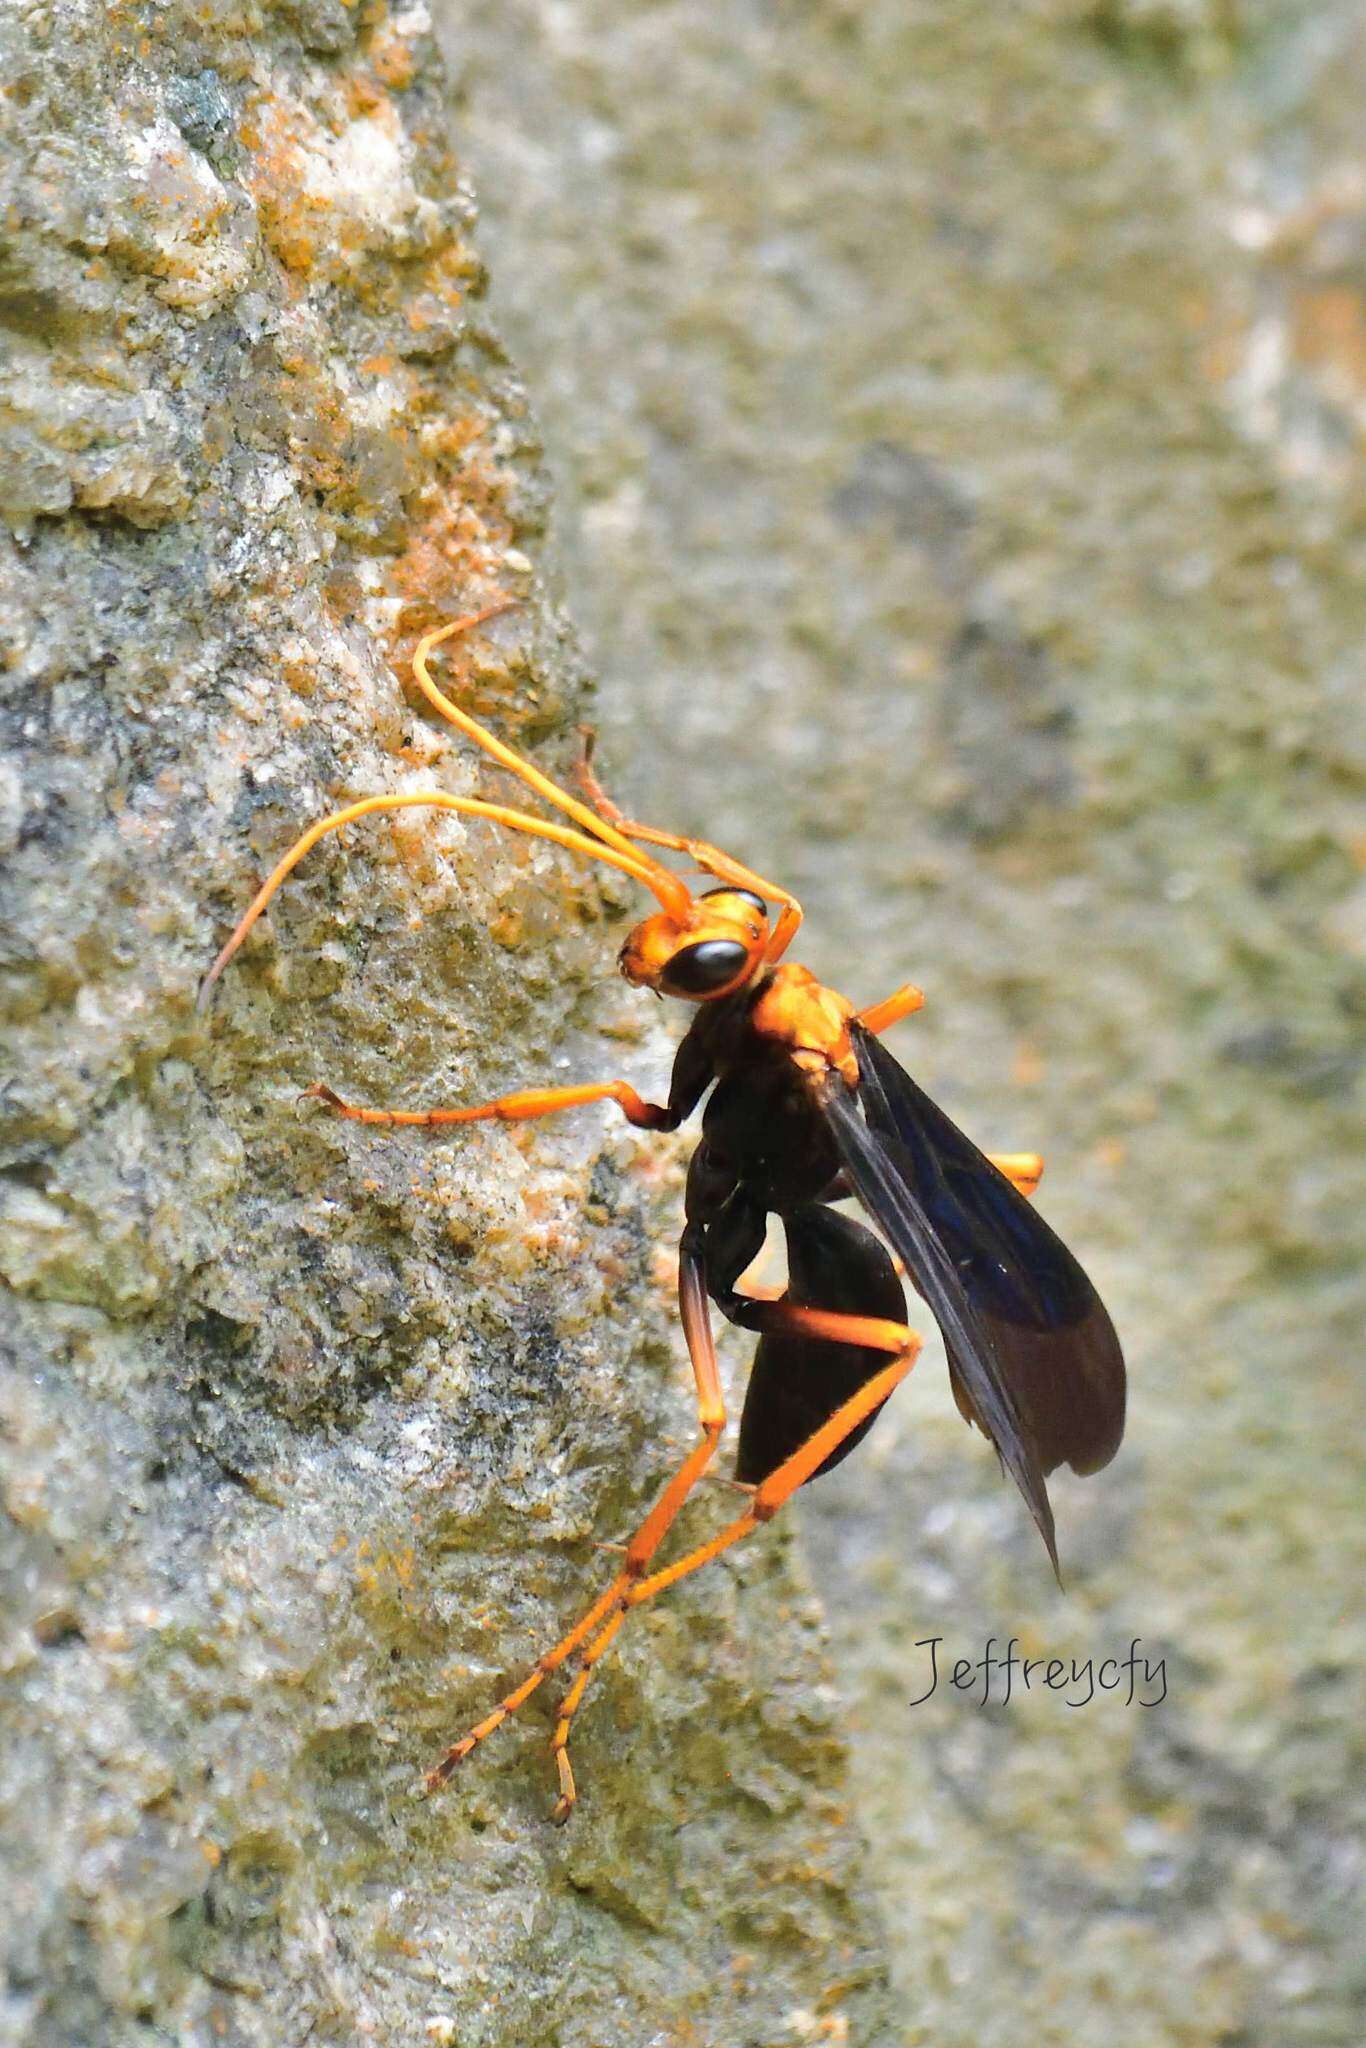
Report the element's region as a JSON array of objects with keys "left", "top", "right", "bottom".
[{"left": 619, "top": 890, "right": 769, "bottom": 1002}]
